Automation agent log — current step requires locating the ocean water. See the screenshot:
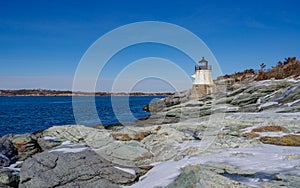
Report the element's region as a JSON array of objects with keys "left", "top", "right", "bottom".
[{"left": 0, "top": 96, "right": 163, "bottom": 136}]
